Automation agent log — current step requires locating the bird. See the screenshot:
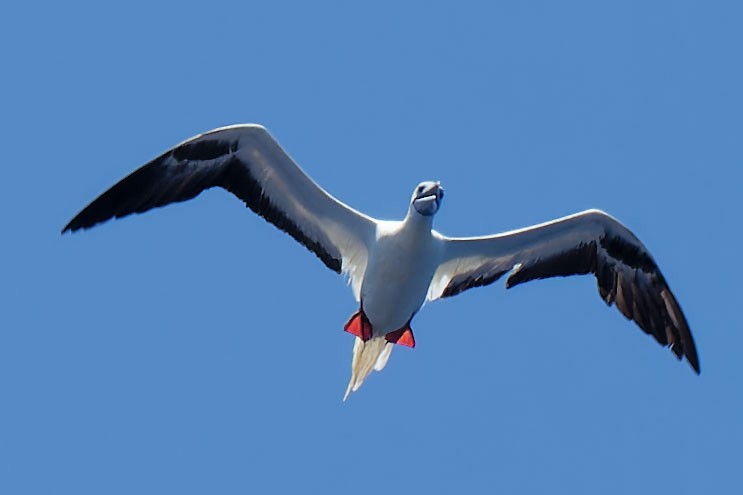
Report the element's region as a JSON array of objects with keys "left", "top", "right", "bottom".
[{"left": 62, "top": 124, "right": 699, "bottom": 399}]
